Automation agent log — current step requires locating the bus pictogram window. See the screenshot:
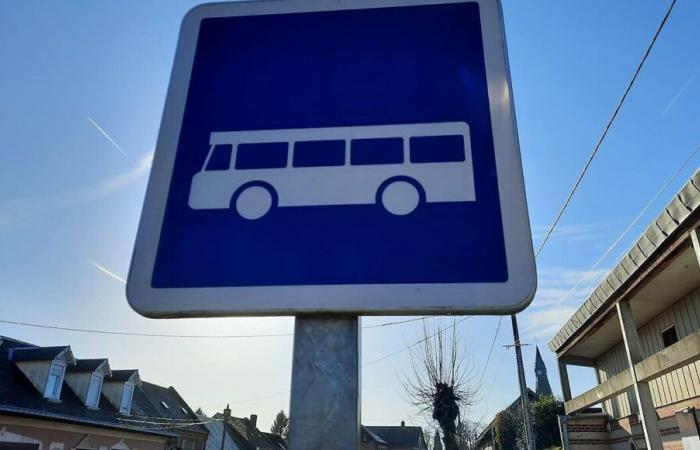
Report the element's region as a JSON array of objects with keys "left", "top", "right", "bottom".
[
  {"left": 206, "top": 144, "right": 232, "bottom": 171},
  {"left": 293, "top": 140, "right": 345, "bottom": 167},
  {"left": 410, "top": 135, "right": 465, "bottom": 163},
  {"left": 351, "top": 137, "right": 403, "bottom": 165},
  {"left": 235, "top": 142, "right": 288, "bottom": 170}
]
